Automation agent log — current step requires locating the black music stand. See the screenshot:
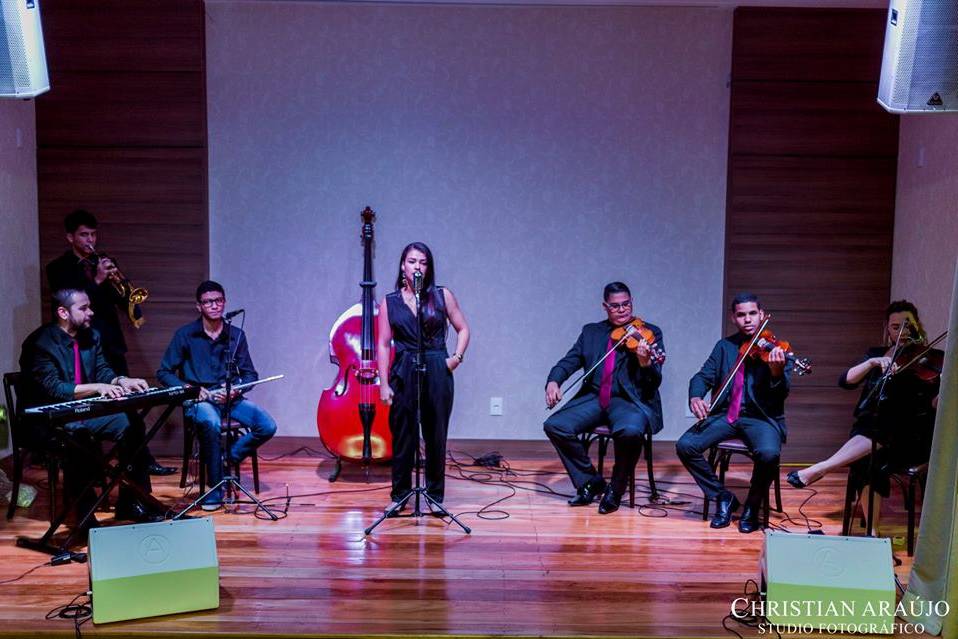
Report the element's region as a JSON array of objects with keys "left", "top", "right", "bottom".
[
  {"left": 365, "top": 281, "right": 470, "bottom": 535},
  {"left": 16, "top": 395, "right": 195, "bottom": 563},
  {"left": 174, "top": 312, "right": 278, "bottom": 521}
]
